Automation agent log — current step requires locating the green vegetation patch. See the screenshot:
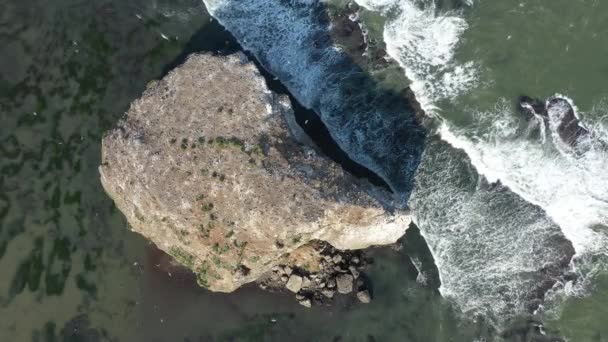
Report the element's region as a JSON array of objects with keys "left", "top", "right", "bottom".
[
  {"left": 195, "top": 261, "right": 222, "bottom": 288},
  {"left": 213, "top": 242, "right": 230, "bottom": 255},
  {"left": 201, "top": 202, "right": 214, "bottom": 212},
  {"left": 208, "top": 136, "right": 265, "bottom": 157},
  {"left": 168, "top": 246, "right": 195, "bottom": 269},
  {"left": 212, "top": 256, "right": 233, "bottom": 270},
  {"left": 249, "top": 255, "right": 260, "bottom": 263},
  {"left": 199, "top": 223, "right": 213, "bottom": 238},
  {"left": 195, "top": 262, "right": 210, "bottom": 288}
]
